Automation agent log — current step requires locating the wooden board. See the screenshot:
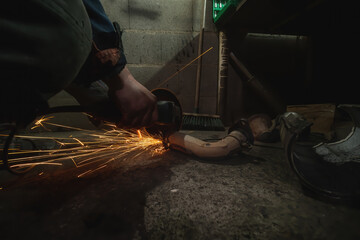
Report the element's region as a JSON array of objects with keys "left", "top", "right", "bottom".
[{"left": 286, "top": 103, "right": 336, "bottom": 136}]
